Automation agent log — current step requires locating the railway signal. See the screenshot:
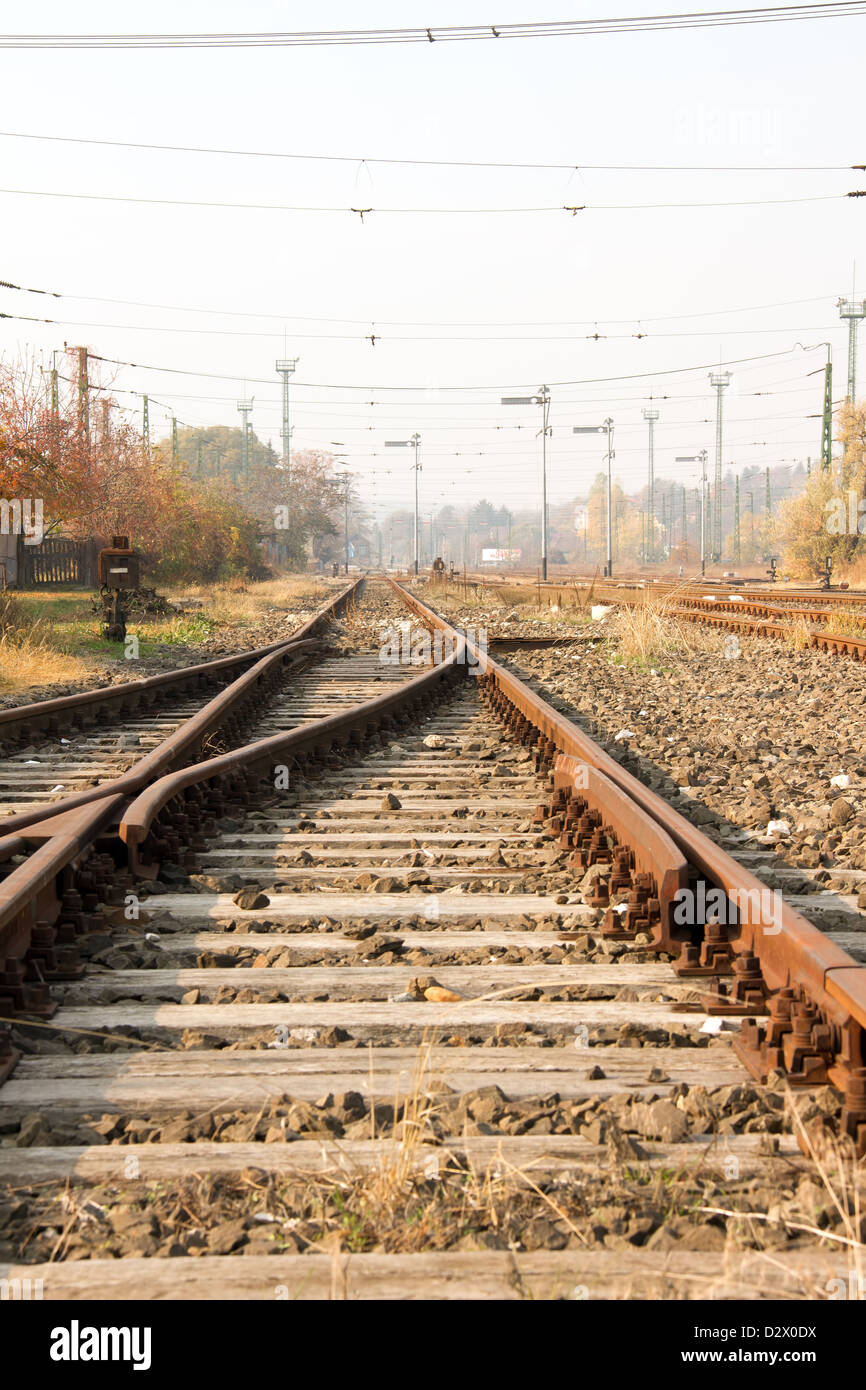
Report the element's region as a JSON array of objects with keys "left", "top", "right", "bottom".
[
  {"left": 385, "top": 433, "right": 421, "bottom": 574},
  {"left": 677, "top": 450, "right": 709, "bottom": 575},
  {"left": 574, "top": 419, "right": 615, "bottom": 577},
  {"left": 502, "top": 388, "right": 551, "bottom": 579}
]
